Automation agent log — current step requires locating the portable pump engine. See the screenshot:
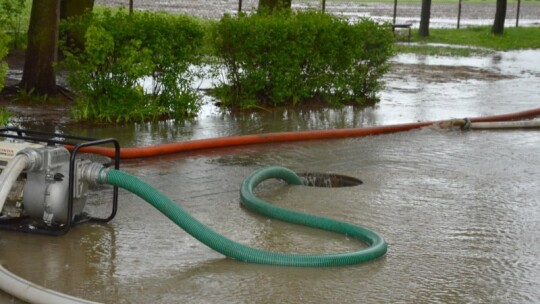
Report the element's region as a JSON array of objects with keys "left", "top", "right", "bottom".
[{"left": 0, "top": 128, "right": 120, "bottom": 235}]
